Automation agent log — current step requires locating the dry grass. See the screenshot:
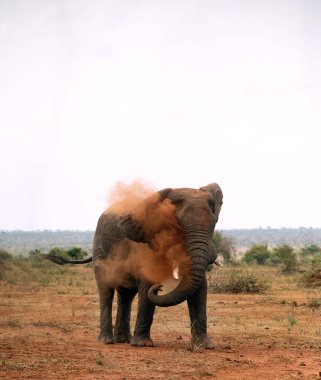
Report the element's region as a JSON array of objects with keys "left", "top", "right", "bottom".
[
  {"left": 208, "top": 267, "right": 269, "bottom": 294},
  {"left": 300, "top": 268, "right": 321, "bottom": 288},
  {"left": 0, "top": 260, "right": 321, "bottom": 379}
]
